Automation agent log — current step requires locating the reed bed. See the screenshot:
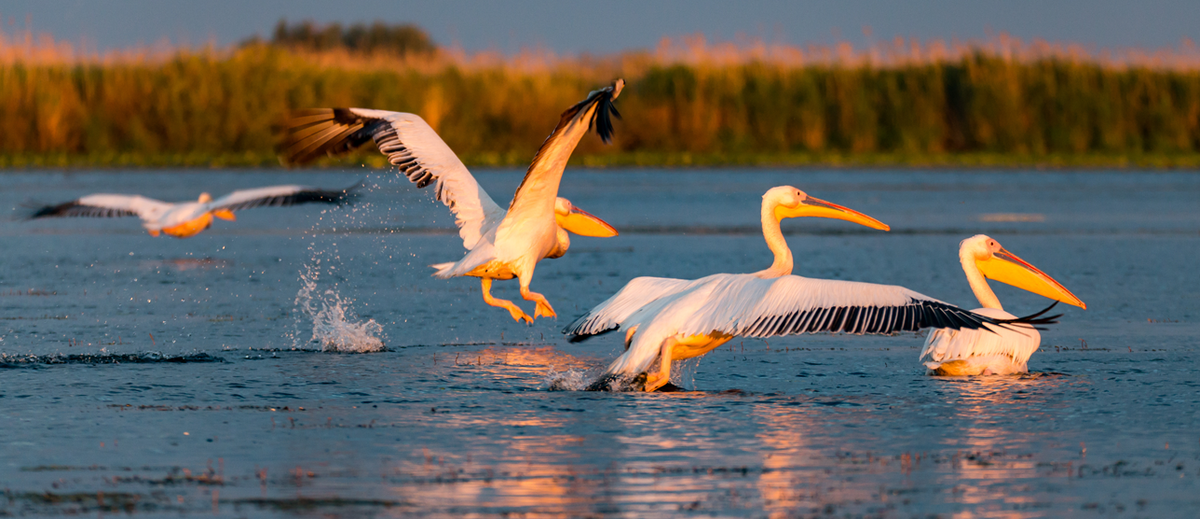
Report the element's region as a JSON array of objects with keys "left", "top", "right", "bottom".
[{"left": 3, "top": 29, "right": 1200, "bottom": 168}]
